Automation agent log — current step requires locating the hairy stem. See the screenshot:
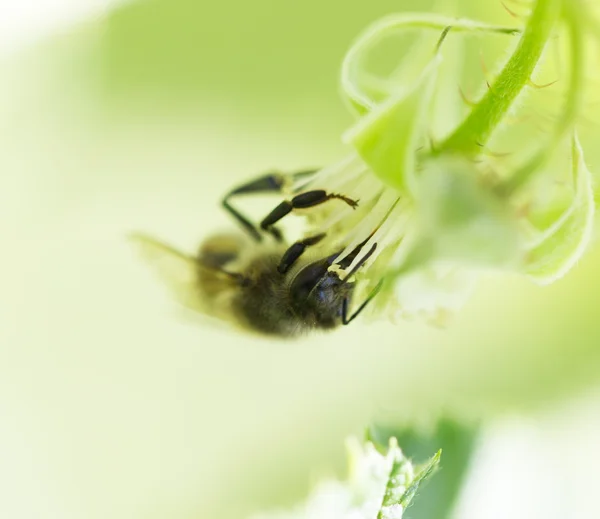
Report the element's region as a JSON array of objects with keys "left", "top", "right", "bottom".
[
  {"left": 435, "top": 0, "right": 560, "bottom": 157},
  {"left": 499, "top": 1, "right": 585, "bottom": 195}
]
